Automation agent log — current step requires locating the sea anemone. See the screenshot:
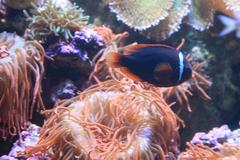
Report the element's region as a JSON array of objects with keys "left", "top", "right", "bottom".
[
  {"left": 0, "top": 32, "right": 45, "bottom": 139},
  {"left": 24, "top": 0, "right": 89, "bottom": 43},
  {"left": 103, "top": 0, "right": 240, "bottom": 40},
  {"left": 104, "top": 0, "right": 174, "bottom": 31},
  {"left": 178, "top": 143, "right": 240, "bottom": 159},
  {"left": 25, "top": 79, "right": 182, "bottom": 160},
  {"left": 141, "top": 0, "right": 191, "bottom": 40},
  {"left": 93, "top": 26, "right": 129, "bottom": 45}
]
